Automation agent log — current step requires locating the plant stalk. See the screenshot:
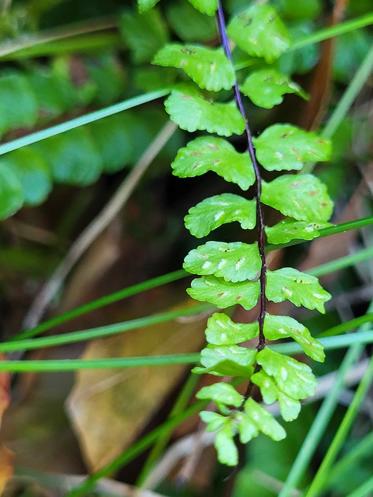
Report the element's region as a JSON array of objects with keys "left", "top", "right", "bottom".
[{"left": 216, "top": 1, "right": 267, "bottom": 394}]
